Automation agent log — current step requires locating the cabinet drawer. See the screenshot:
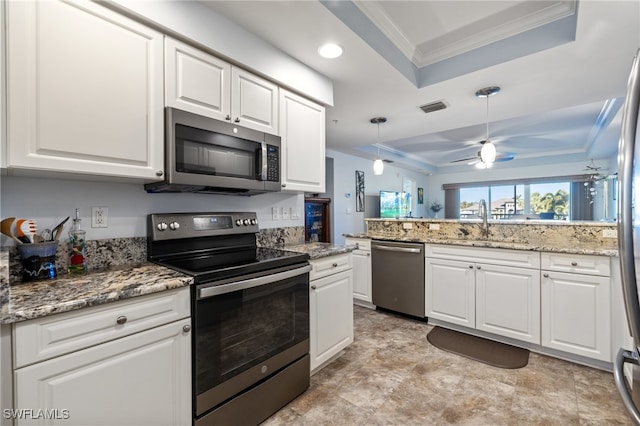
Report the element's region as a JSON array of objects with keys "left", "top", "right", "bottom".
[
  {"left": 541, "top": 252, "right": 611, "bottom": 276},
  {"left": 345, "top": 238, "right": 371, "bottom": 251},
  {"left": 309, "top": 253, "right": 352, "bottom": 281},
  {"left": 425, "top": 244, "right": 540, "bottom": 269},
  {"left": 14, "top": 287, "right": 190, "bottom": 368}
]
